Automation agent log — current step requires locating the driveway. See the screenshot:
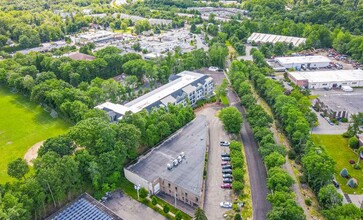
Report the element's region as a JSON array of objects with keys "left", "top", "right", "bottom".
[
  {"left": 196, "top": 105, "right": 232, "bottom": 219},
  {"left": 311, "top": 109, "right": 349, "bottom": 134},
  {"left": 227, "top": 89, "right": 271, "bottom": 220},
  {"left": 104, "top": 191, "right": 166, "bottom": 220}
]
